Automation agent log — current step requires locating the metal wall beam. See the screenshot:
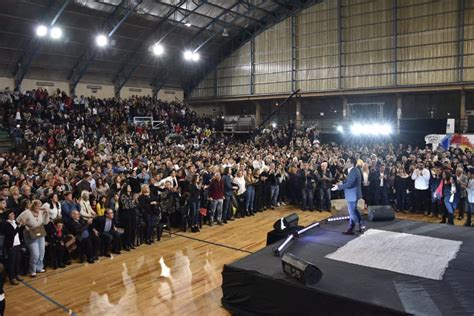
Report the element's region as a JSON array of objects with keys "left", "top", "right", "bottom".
[
  {"left": 68, "top": 0, "right": 142, "bottom": 95},
  {"left": 153, "top": 0, "right": 246, "bottom": 32},
  {"left": 185, "top": 0, "right": 323, "bottom": 98},
  {"left": 113, "top": 0, "right": 190, "bottom": 96},
  {"left": 337, "top": 0, "right": 342, "bottom": 90},
  {"left": 250, "top": 37, "right": 255, "bottom": 95},
  {"left": 189, "top": 1, "right": 243, "bottom": 47},
  {"left": 458, "top": 0, "right": 465, "bottom": 82},
  {"left": 13, "top": 0, "right": 71, "bottom": 90},
  {"left": 202, "top": 1, "right": 262, "bottom": 25},
  {"left": 392, "top": 0, "right": 398, "bottom": 86},
  {"left": 291, "top": 15, "right": 297, "bottom": 92}
]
